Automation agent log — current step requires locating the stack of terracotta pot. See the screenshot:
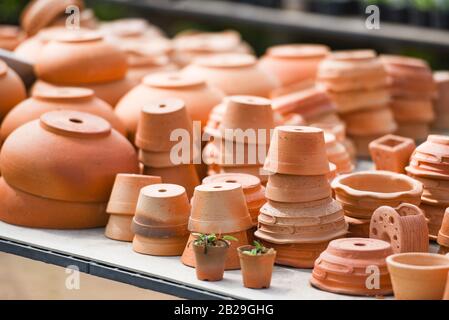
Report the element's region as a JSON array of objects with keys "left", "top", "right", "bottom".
[
  {"left": 135, "top": 98, "right": 199, "bottom": 199},
  {"left": 254, "top": 126, "right": 348, "bottom": 268},
  {"left": 0, "top": 60, "right": 26, "bottom": 122},
  {"left": 317, "top": 50, "right": 396, "bottom": 157},
  {"left": 433, "top": 71, "right": 449, "bottom": 130},
  {"left": 406, "top": 135, "right": 449, "bottom": 239},
  {"left": 181, "top": 182, "right": 253, "bottom": 269},
  {"left": 438, "top": 209, "right": 449, "bottom": 254},
  {"left": 381, "top": 55, "right": 436, "bottom": 141}
]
